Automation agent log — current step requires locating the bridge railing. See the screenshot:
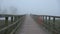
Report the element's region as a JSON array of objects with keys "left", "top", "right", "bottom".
[
  {"left": 31, "top": 15, "right": 60, "bottom": 34},
  {"left": 0, "top": 14, "right": 25, "bottom": 34}
]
